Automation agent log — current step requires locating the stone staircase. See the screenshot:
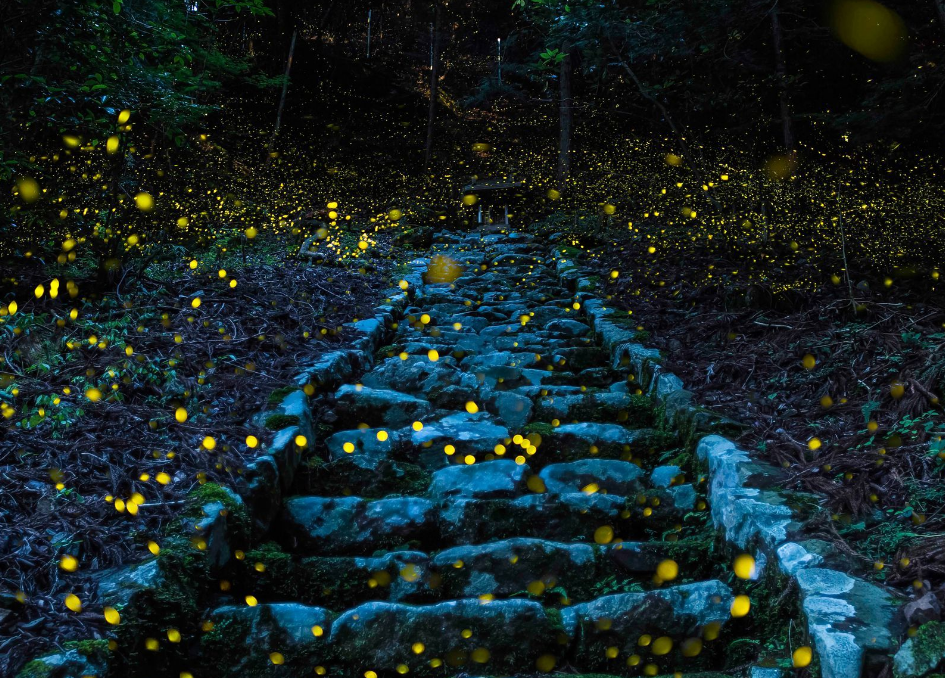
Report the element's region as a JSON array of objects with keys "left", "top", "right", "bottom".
[
  {"left": 21, "top": 228, "right": 907, "bottom": 678},
  {"left": 202, "top": 230, "right": 743, "bottom": 677}
]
